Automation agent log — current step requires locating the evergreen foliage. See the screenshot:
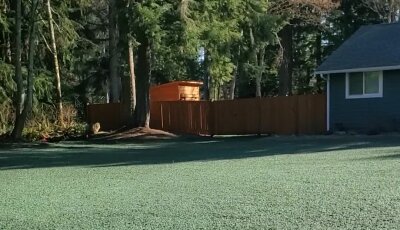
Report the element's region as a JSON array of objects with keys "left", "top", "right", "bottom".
[{"left": 0, "top": 0, "right": 392, "bottom": 138}]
